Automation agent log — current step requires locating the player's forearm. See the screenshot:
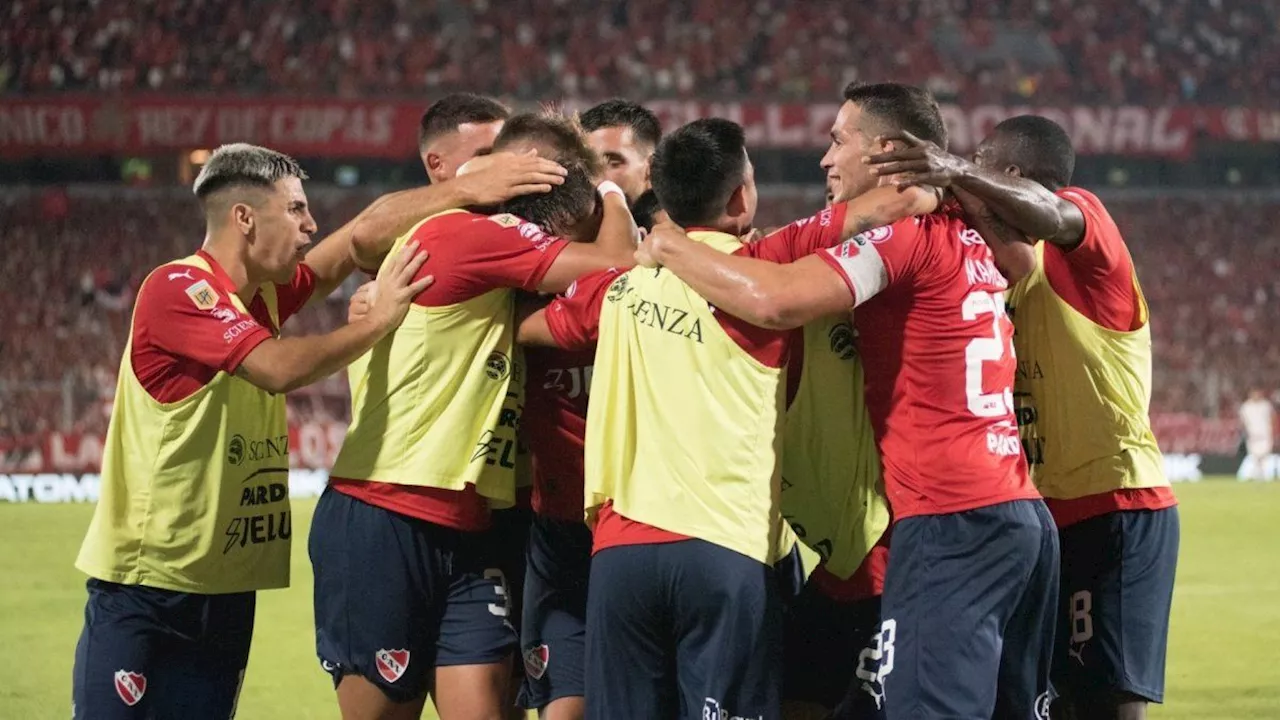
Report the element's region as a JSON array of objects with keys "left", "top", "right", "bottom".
[
  {"left": 953, "top": 187, "right": 1038, "bottom": 283},
  {"left": 302, "top": 221, "right": 360, "bottom": 303},
  {"left": 593, "top": 191, "right": 639, "bottom": 262},
  {"left": 841, "top": 185, "right": 940, "bottom": 240},
  {"left": 652, "top": 236, "right": 804, "bottom": 330},
  {"left": 239, "top": 320, "right": 386, "bottom": 394},
  {"left": 953, "top": 165, "right": 1071, "bottom": 243},
  {"left": 350, "top": 183, "right": 472, "bottom": 269}
]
